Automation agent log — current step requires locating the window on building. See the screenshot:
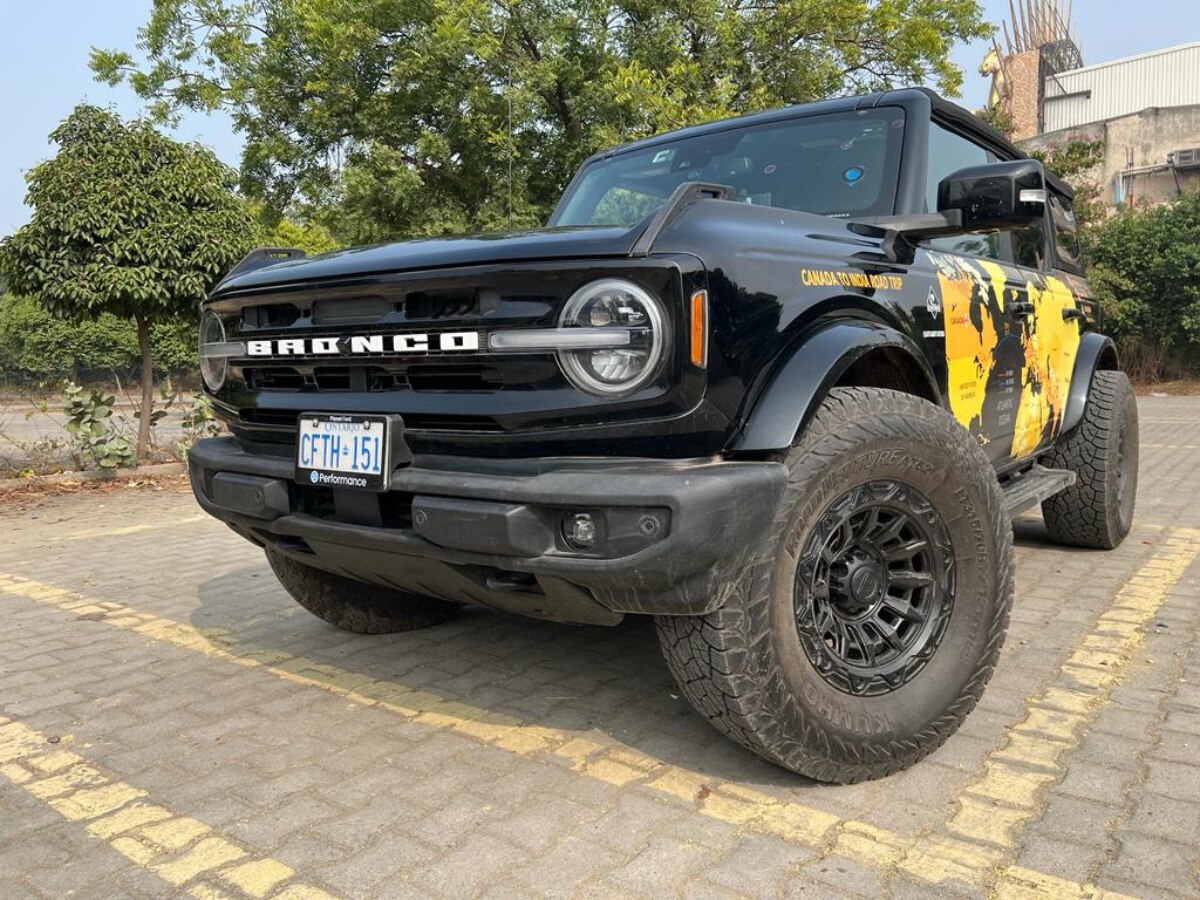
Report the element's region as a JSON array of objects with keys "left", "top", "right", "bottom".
[{"left": 924, "top": 123, "right": 1002, "bottom": 259}]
